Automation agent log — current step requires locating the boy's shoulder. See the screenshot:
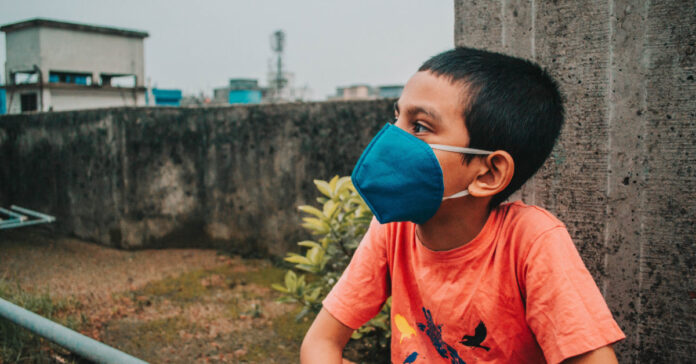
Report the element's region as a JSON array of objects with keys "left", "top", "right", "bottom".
[
  {"left": 497, "top": 200, "right": 569, "bottom": 246},
  {"left": 501, "top": 200, "right": 565, "bottom": 227}
]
